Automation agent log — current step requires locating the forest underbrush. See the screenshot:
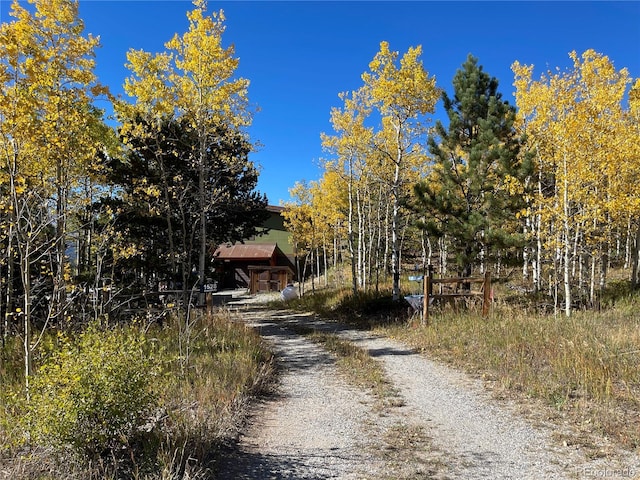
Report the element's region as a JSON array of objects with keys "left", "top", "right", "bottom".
[{"left": 0, "top": 311, "right": 274, "bottom": 480}]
